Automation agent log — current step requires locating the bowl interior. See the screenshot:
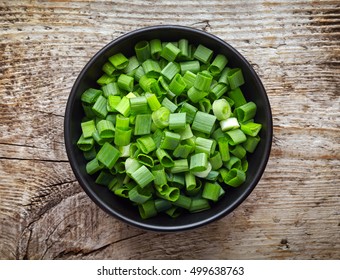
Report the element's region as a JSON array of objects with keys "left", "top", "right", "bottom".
[{"left": 65, "top": 25, "right": 272, "bottom": 231}]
